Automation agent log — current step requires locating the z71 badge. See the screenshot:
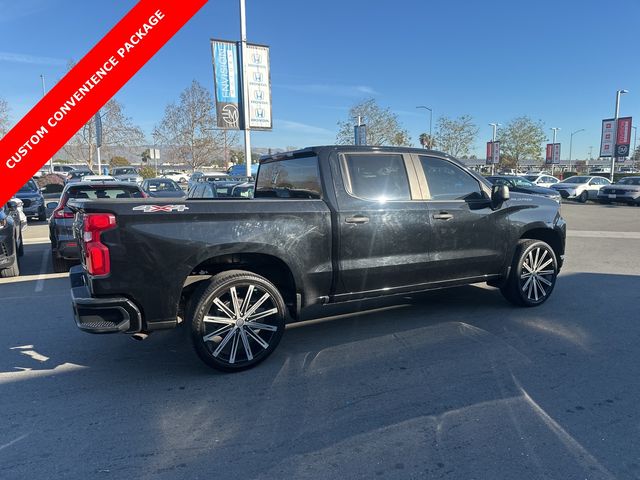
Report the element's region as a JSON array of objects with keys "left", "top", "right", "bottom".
[{"left": 132, "top": 205, "right": 189, "bottom": 213}]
